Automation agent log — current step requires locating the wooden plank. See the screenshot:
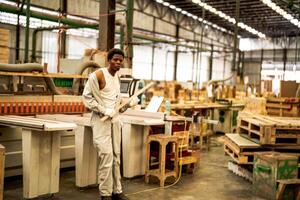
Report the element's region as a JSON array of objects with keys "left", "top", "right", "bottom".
[
  {"left": 0, "top": 116, "right": 77, "bottom": 131},
  {"left": 0, "top": 40, "right": 8, "bottom": 46},
  {"left": 0, "top": 116, "right": 44, "bottom": 130},
  {"left": 226, "top": 133, "right": 260, "bottom": 148},
  {"left": 0, "top": 95, "right": 53, "bottom": 103},
  {"left": 0, "top": 49, "right": 9, "bottom": 56}
]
